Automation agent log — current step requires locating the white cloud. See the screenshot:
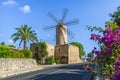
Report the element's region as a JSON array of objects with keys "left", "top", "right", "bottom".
[
  {"left": 8, "top": 39, "right": 13, "bottom": 44},
  {"left": 20, "top": 5, "right": 31, "bottom": 14},
  {"left": 2, "top": 0, "right": 18, "bottom": 6}
]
